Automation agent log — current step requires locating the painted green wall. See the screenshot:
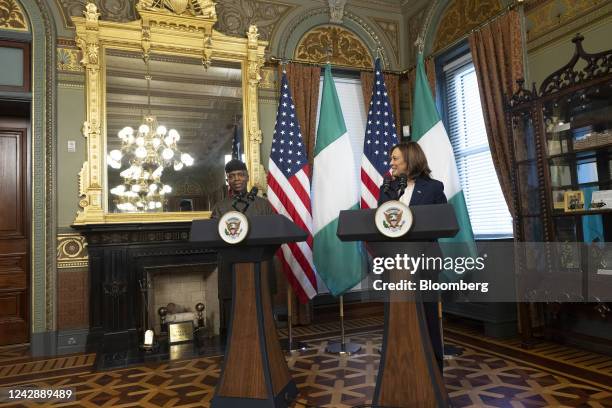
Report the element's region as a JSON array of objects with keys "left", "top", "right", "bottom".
[{"left": 57, "top": 85, "right": 86, "bottom": 228}]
